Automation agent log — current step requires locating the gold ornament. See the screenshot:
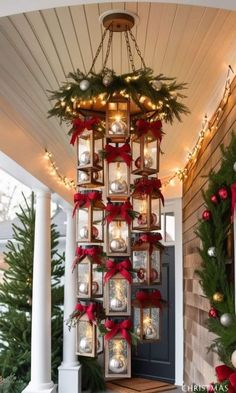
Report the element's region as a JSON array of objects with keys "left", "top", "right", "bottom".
[{"left": 213, "top": 292, "right": 224, "bottom": 302}]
